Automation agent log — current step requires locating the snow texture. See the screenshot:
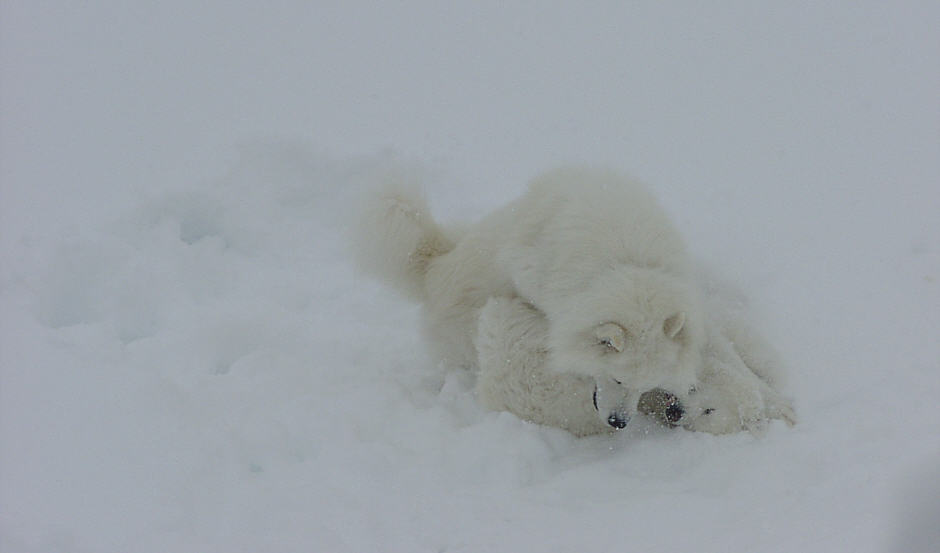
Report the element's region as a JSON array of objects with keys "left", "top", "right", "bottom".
[{"left": 1, "top": 2, "right": 938, "bottom": 552}]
